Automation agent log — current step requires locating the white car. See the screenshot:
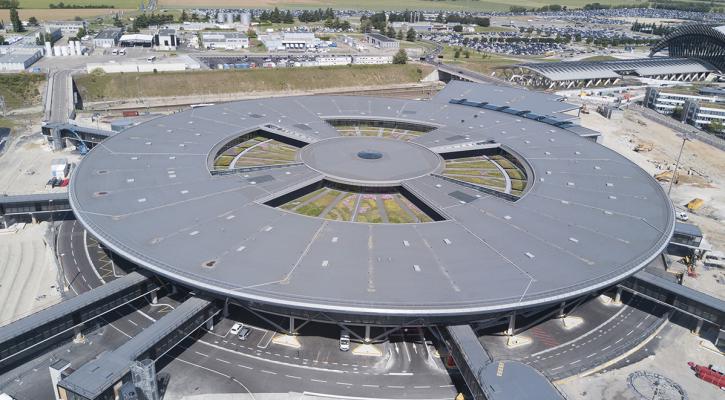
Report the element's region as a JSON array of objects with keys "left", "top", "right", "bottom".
[
  {"left": 230, "top": 323, "right": 242, "bottom": 336},
  {"left": 676, "top": 211, "right": 689, "bottom": 221},
  {"left": 339, "top": 332, "right": 350, "bottom": 352}
]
